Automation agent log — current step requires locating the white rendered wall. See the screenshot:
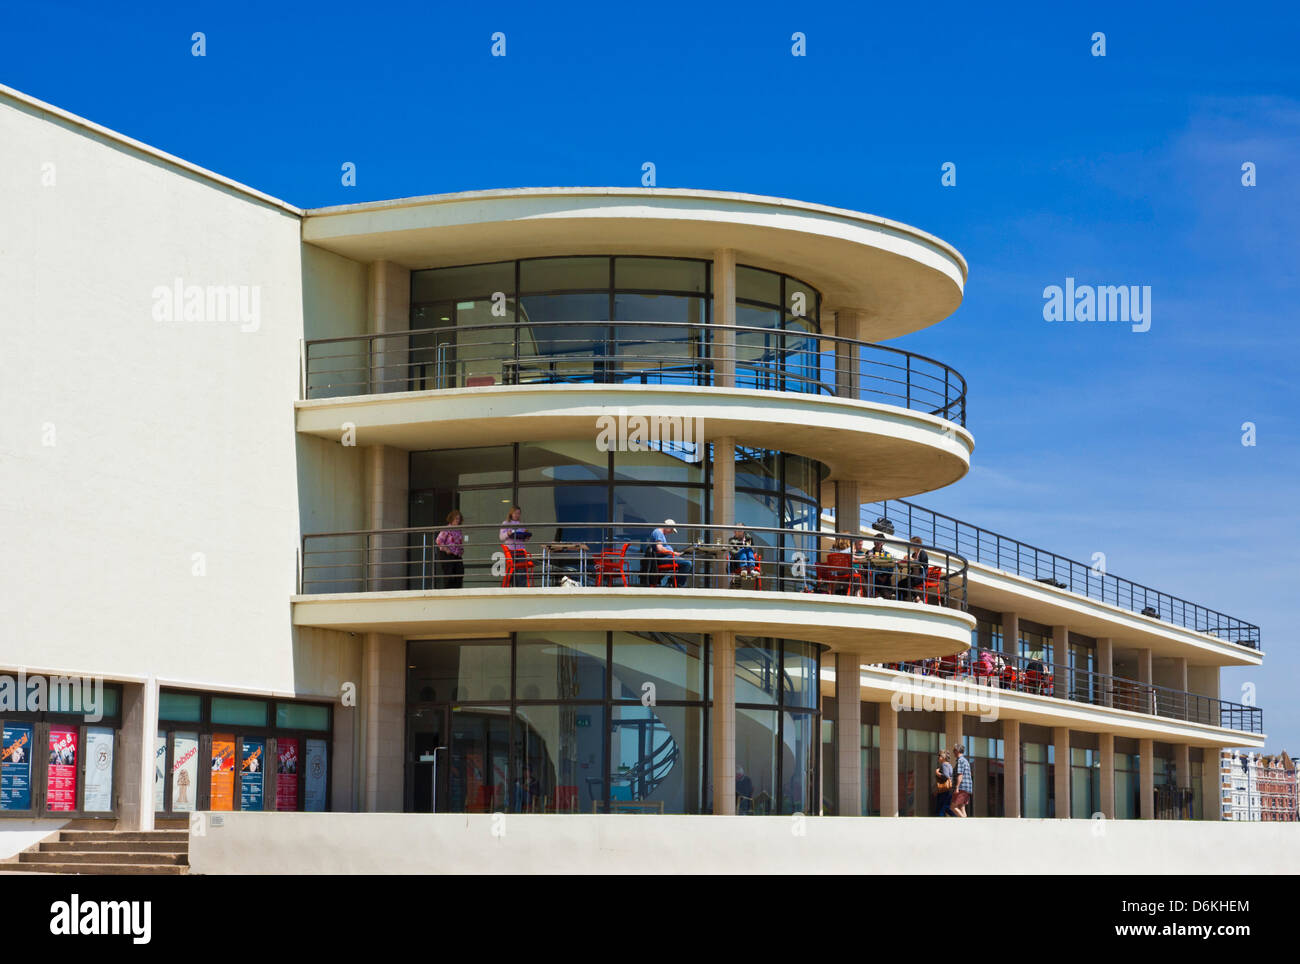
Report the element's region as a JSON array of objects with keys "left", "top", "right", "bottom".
[{"left": 0, "top": 91, "right": 354, "bottom": 698}]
